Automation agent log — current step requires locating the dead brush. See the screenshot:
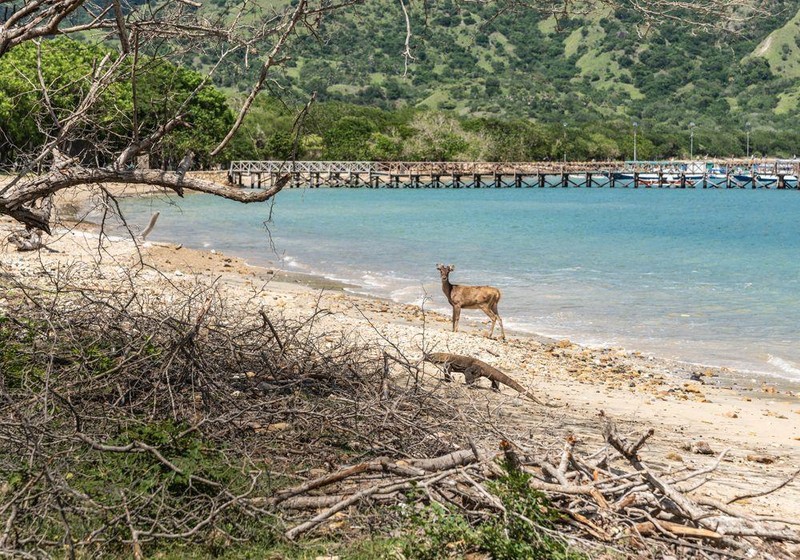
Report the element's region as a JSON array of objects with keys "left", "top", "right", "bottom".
[{"left": 0, "top": 276, "right": 468, "bottom": 558}]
